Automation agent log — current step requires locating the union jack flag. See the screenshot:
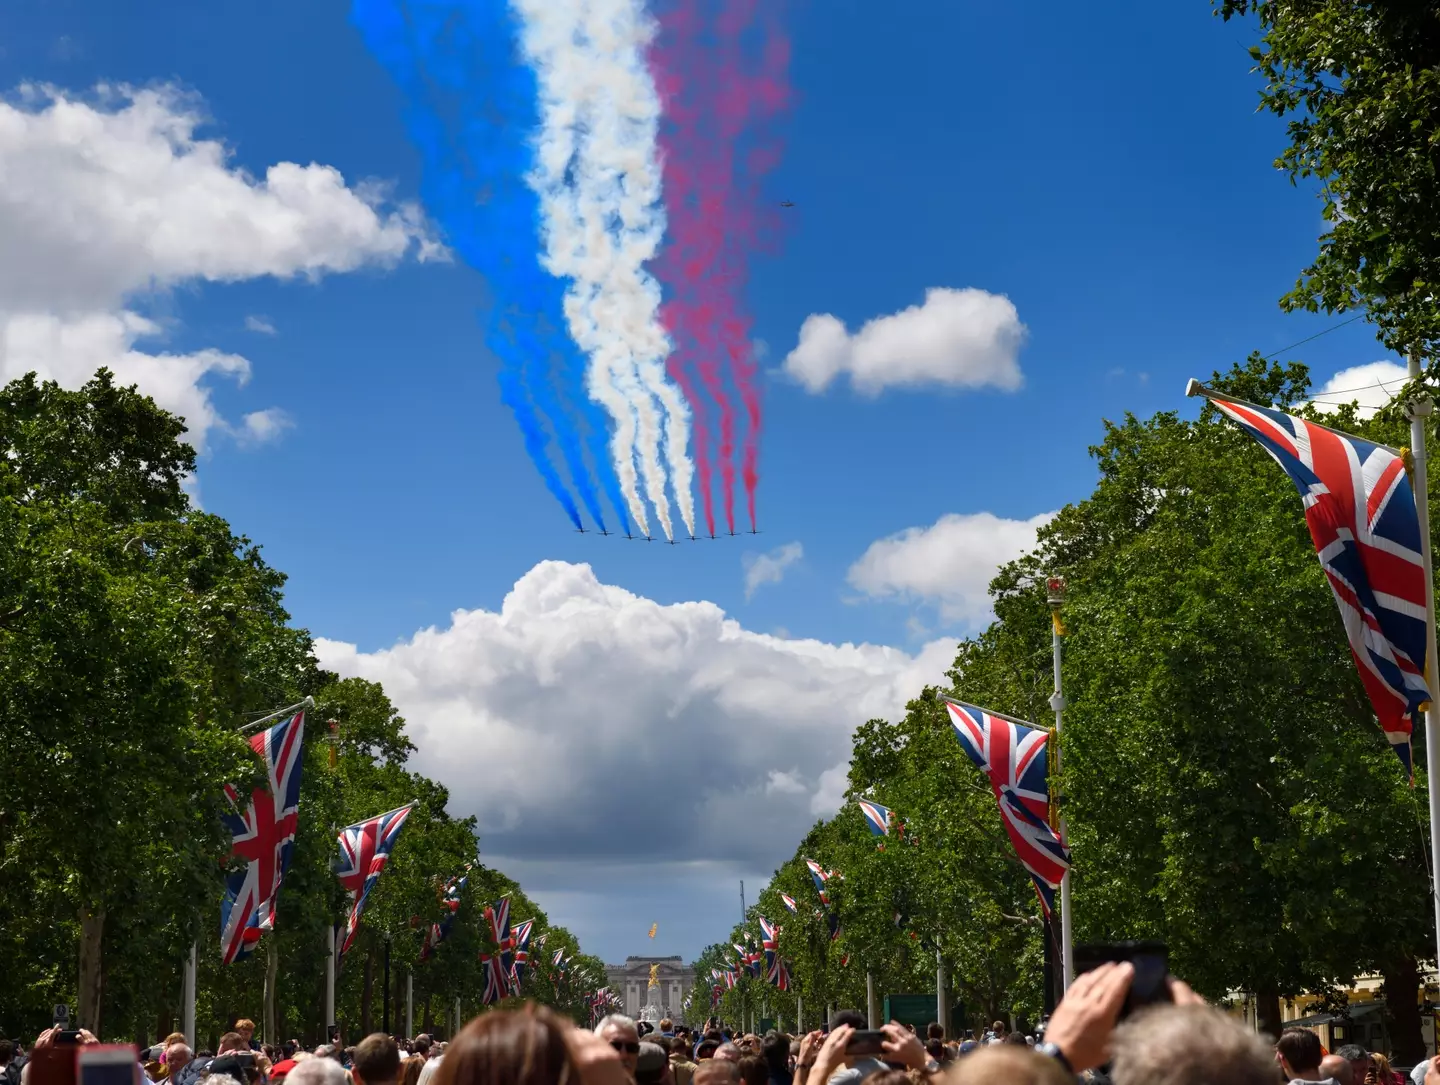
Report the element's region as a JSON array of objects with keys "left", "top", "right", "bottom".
[
  {"left": 420, "top": 865, "right": 471, "bottom": 962},
  {"left": 771, "top": 957, "right": 791, "bottom": 991},
  {"left": 804, "top": 859, "right": 832, "bottom": 906},
  {"left": 857, "top": 799, "right": 894, "bottom": 837},
  {"left": 758, "top": 915, "right": 778, "bottom": 975},
  {"left": 480, "top": 898, "right": 513, "bottom": 1003},
  {"left": 511, "top": 919, "right": 535, "bottom": 989},
  {"left": 779, "top": 893, "right": 799, "bottom": 914},
  {"left": 946, "top": 698, "right": 1070, "bottom": 914},
  {"left": 1199, "top": 387, "right": 1432, "bottom": 772},
  {"left": 336, "top": 802, "right": 415, "bottom": 965},
  {"left": 220, "top": 711, "right": 306, "bottom": 964},
  {"left": 553, "top": 948, "right": 566, "bottom": 968}
]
